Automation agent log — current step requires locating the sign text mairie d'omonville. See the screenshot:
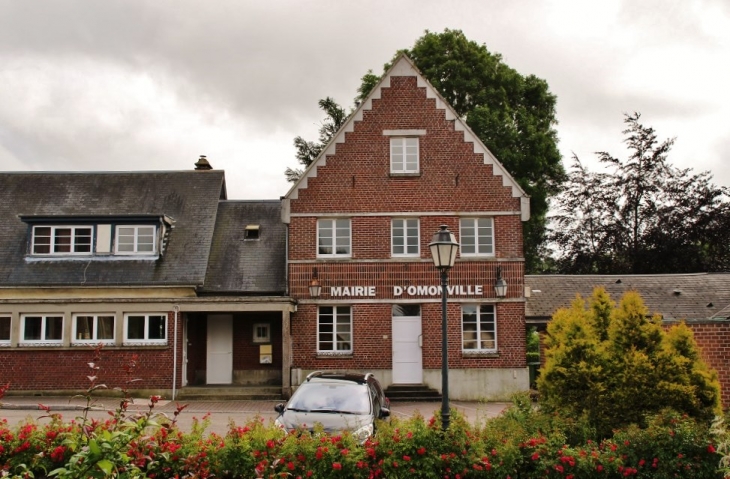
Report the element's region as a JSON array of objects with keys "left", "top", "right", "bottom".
[{"left": 328, "top": 285, "right": 484, "bottom": 298}]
